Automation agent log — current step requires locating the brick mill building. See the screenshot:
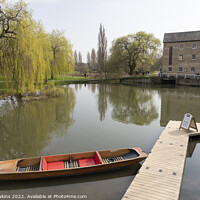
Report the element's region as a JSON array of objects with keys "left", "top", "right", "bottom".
[{"left": 162, "top": 31, "right": 200, "bottom": 75}]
